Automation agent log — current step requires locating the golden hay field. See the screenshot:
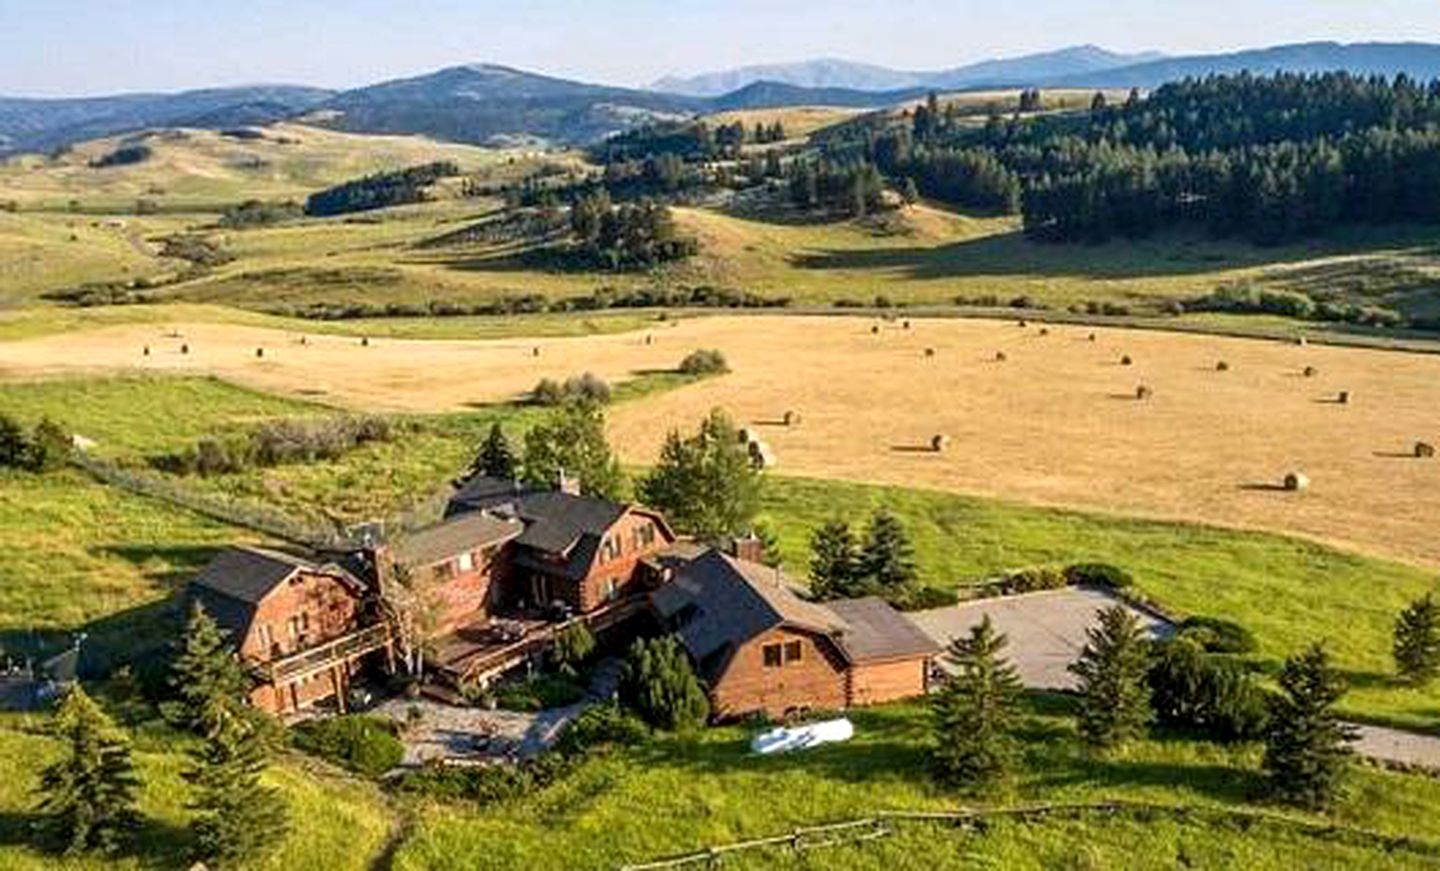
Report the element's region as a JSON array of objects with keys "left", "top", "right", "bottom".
[{"left": 2, "top": 314, "right": 1438, "bottom": 565}]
